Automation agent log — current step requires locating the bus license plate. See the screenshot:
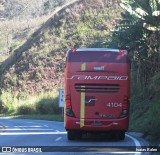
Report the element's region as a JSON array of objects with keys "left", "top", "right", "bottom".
[{"left": 92, "top": 122, "right": 102, "bottom": 126}]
